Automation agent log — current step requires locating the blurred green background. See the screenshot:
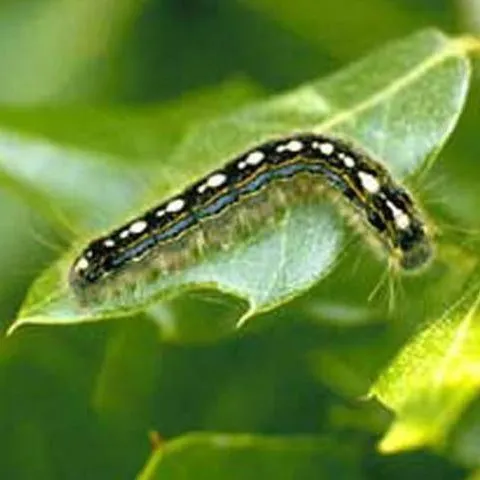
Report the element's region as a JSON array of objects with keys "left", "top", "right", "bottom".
[{"left": 0, "top": 0, "right": 479, "bottom": 479}]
